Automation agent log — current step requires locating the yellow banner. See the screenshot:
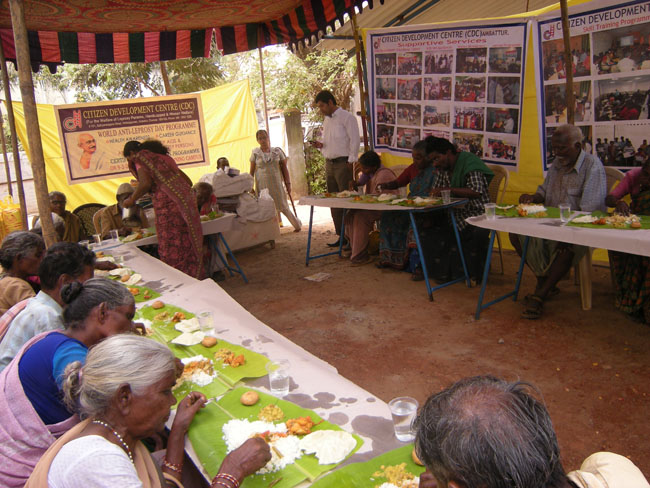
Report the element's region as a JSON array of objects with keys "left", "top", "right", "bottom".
[{"left": 8, "top": 79, "right": 258, "bottom": 210}]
